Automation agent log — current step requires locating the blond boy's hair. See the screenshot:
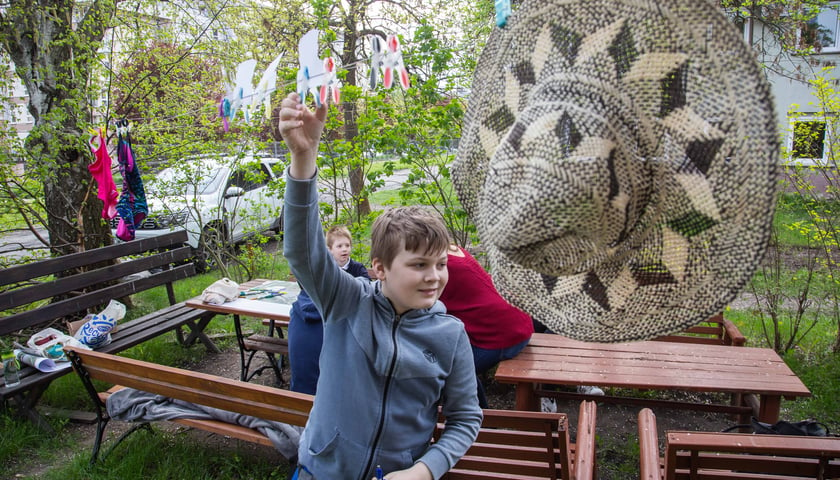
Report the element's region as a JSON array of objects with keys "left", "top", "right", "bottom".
[
  {"left": 326, "top": 225, "right": 352, "bottom": 248},
  {"left": 370, "top": 206, "right": 449, "bottom": 268}
]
